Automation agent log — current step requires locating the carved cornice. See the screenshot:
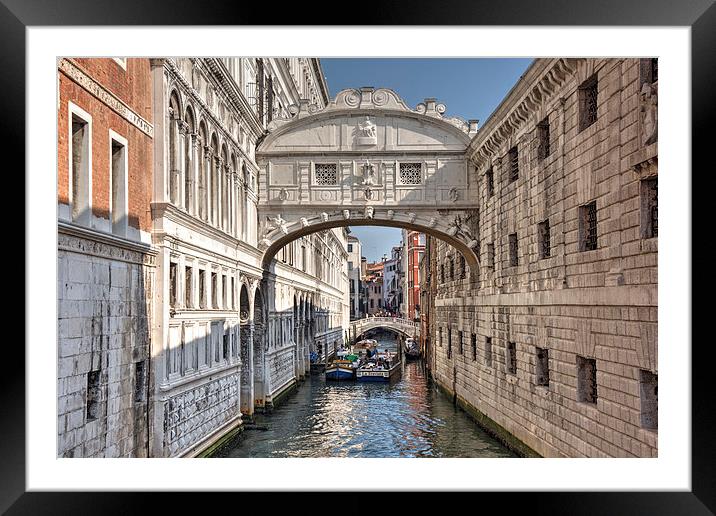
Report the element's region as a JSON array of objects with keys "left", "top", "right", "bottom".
[
  {"left": 468, "top": 58, "right": 579, "bottom": 167},
  {"left": 265, "top": 86, "right": 470, "bottom": 136},
  {"left": 58, "top": 221, "right": 156, "bottom": 266},
  {"left": 59, "top": 58, "right": 154, "bottom": 137},
  {"left": 204, "top": 58, "right": 264, "bottom": 137}
]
